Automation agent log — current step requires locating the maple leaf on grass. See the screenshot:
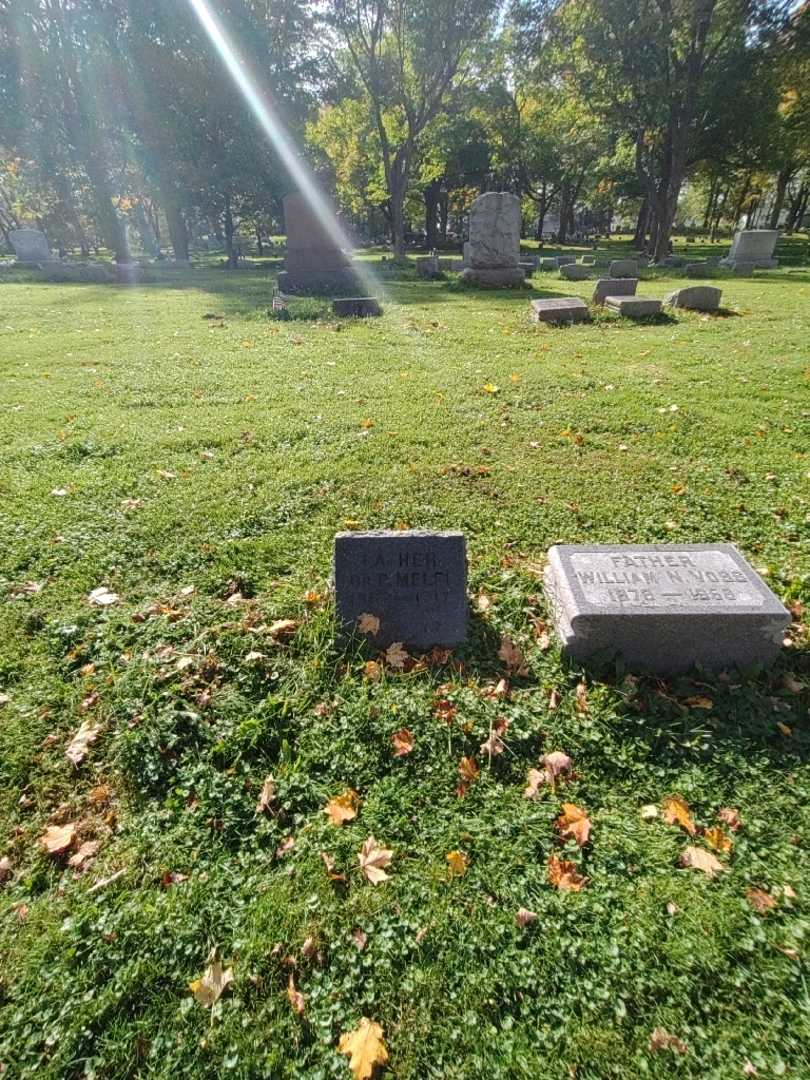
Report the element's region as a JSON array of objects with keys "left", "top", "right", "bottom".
[
  {"left": 498, "top": 635, "right": 528, "bottom": 676},
  {"left": 40, "top": 823, "right": 76, "bottom": 856},
  {"left": 524, "top": 768, "right": 544, "bottom": 799},
  {"left": 287, "top": 973, "right": 305, "bottom": 1015},
  {"left": 358, "top": 836, "right": 393, "bottom": 884},
  {"left": 256, "top": 775, "right": 277, "bottom": 814},
  {"left": 357, "top": 613, "right": 380, "bottom": 636},
  {"left": 548, "top": 855, "right": 586, "bottom": 892},
  {"left": 458, "top": 756, "right": 479, "bottom": 785},
  {"left": 68, "top": 840, "right": 100, "bottom": 869},
  {"left": 543, "top": 751, "right": 572, "bottom": 785},
  {"left": 446, "top": 850, "right": 469, "bottom": 879},
  {"left": 516, "top": 907, "right": 538, "bottom": 928},
  {"left": 649, "top": 1028, "right": 688, "bottom": 1054},
  {"left": 325, "top": 790, "right": 360, "bottom": 826},
  {"left": 189, "top": 958, "right": 234, "bottom": 1008},
  {"left": 679, "top": 846, "right": 726, "bottom": 878},
  {"left": 574, "top": 680, "right": 589, "bottom": 714},
  {"left": 480, "top": 717, "right": 509, "bottom": 759},
  {"left": 702, "top": 826, "right": 732, "bottom": 854},
  {"left": 384, "top": 642, "right": 409, "bottom": 670},
  {"left": 555, "top": 803, "right": 592, "bottom": 847},
  {"left": 391, "top": 728, "right": 414, "bottom": 756},
  {"left": 320, "top": 851, "right": 346, "bottom": 882},
  {"left": 338, "top": 1018, "right": 388, "bottom": 1080},
  {"left": 717, "top": 807, "right": 742, "bottom": 831},
  {"left": 65, "top": 720, "right": 102, "bottom": 766},
  {"left": 662, "top": 795, "right": 697, "bottom": 836},
  {"left": 747, "top": 887, "right": 778, "bottom": 913}
]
